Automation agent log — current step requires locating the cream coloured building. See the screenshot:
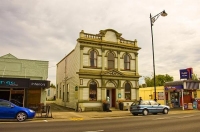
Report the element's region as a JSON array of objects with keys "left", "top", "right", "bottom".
[{"left": 56, "top": 29, "right": 141, "bottom": 111}]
